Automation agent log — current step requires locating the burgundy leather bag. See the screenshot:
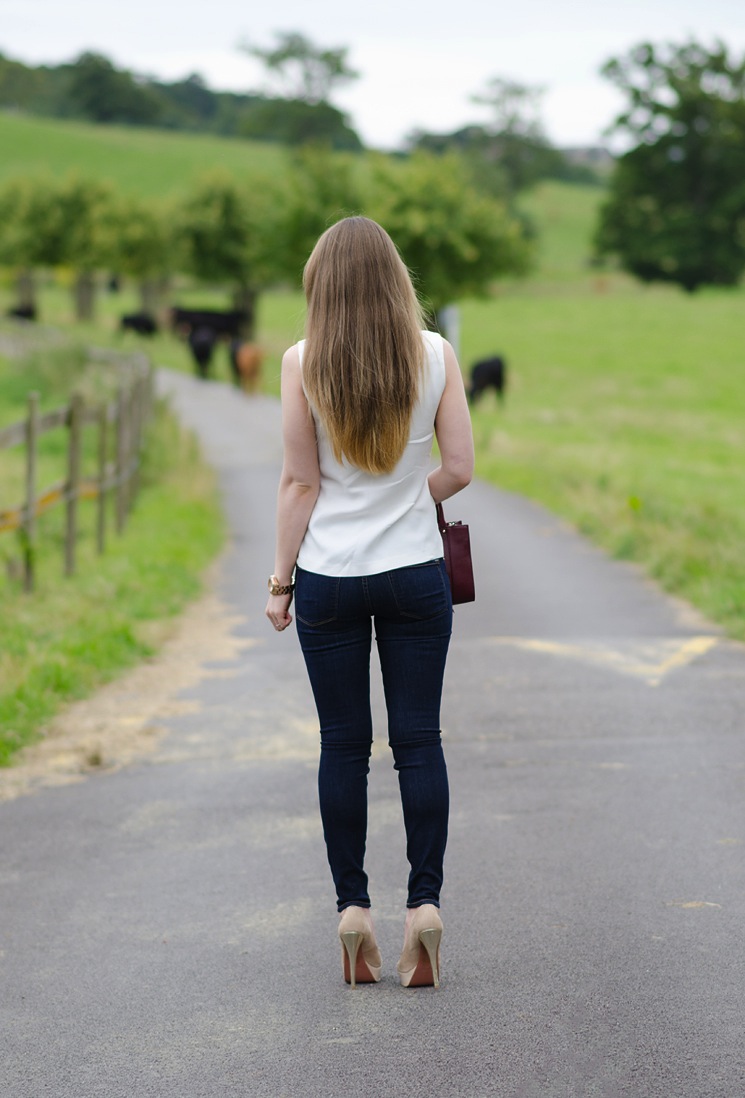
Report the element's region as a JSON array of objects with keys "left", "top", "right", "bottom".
[{"left": 436, "top": 503, "right": 475, "bottom": 604}]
